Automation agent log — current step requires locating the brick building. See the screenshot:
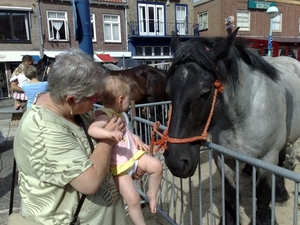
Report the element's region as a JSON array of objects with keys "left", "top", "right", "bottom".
[
  {"left": 0, "top": 0, "right": 130, "bottom": 98},
  {"left": 194, "top": 0, "right": 300, "bottom": 59}
]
